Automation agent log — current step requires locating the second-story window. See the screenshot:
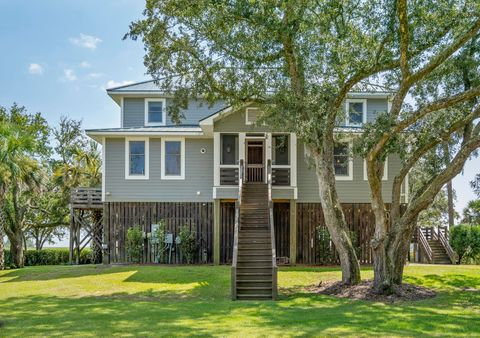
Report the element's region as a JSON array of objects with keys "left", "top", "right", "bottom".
[
  {"left": 346, "top": 99, "right": 366, "bottom": 126},
  {"left": 334, "top": 142, "right": 352, "bottom": 180},
  {"left": 145, "top": 98, "right": 166, "bottom": 126}
]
